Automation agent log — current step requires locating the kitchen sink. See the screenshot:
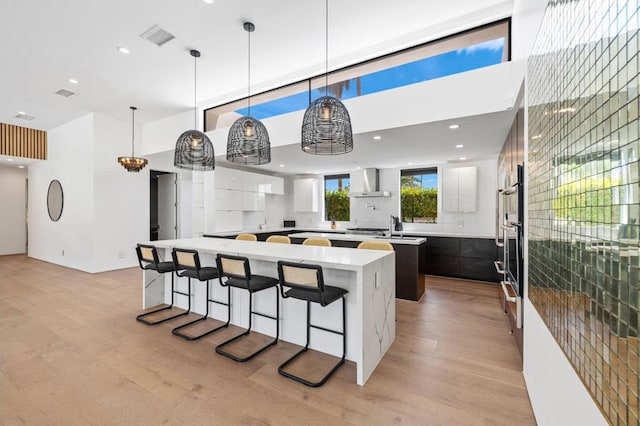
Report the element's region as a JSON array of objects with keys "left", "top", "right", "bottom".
[{"left": 373, "top": 235, "right": 420, "bottom": 241}]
